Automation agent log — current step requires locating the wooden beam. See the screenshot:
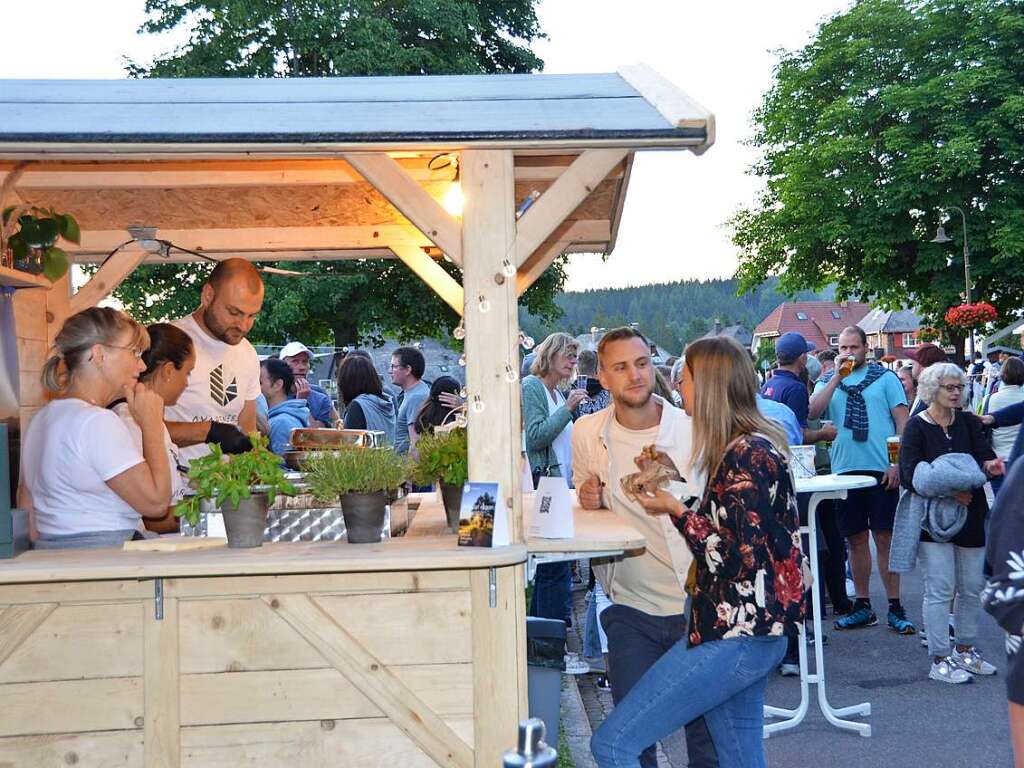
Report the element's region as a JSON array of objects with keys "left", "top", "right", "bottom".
[
  {"left": 144, "top": 594, "right": 180, "bottom": 768},
  {"left": 68, "top": 225, "right": 433, "bottom": 256},
  {"left": 69, "top": 248, "right": 397, "bottom": 265},
  {"left": 515, "top": 220, "right": 612, "bottom": 297},
  {"left": 344, "top": 153, "right": 463, "bottom": 264},
  {"left": 617, "top": 64, "right": 716, "bottom": 154},
  {"left": 0, "top": 603, "right": 56, "bottom": 667},
  {"left": 388, "top": 243, "right": 464, "bottom": 316},
  {"left": 69, "top": 247, "right": 148, "bottom": 314},
  {"left": 264, "top": 593, "right": 473, "bottom": 768},
  {"left": 514, "top": 149, "right": 627, "bottom": 267}
]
